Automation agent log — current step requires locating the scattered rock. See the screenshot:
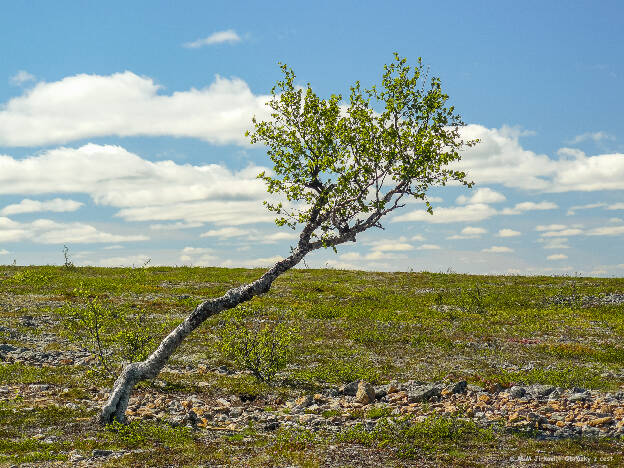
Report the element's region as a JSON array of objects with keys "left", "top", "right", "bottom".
[
  {"left": 408, "top": 384, "right": 441, "bottom": 403},
  {"left": 355, "top": 381, "right": 376, "bottom": 405},
  {"left": 92, "top": 449, "right": 114, "bottom": 457},
  {"left": 340, "top": 380, "right": 361, "bottom": 396},
  {"left": 528, "top": 384, "right": 556, "bottom": 398}
]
